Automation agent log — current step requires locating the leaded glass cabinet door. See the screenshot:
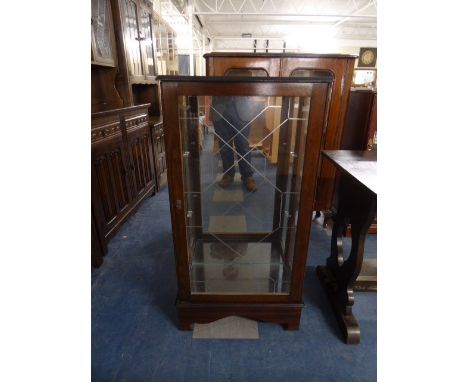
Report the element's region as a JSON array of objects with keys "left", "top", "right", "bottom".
[
  {"left": 139, "top": 8, "right": 157, "bottom": 80},
  {"left": 167, "top": 31, "right": 178, "bottom": 74},
  {"left": 160, "top": 77, "right": 332, "bottom": 330},
  {"left": 122, "top": 0, "right": 145, "bottom": 81},
  {"left": 91, "top": 0, "right": 115, "bottom": 66},
  {"left": 156, "top": 21, "right": 169, "bottom": 75}
]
